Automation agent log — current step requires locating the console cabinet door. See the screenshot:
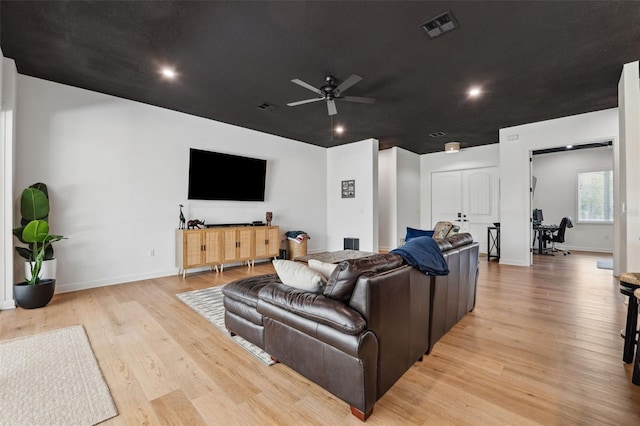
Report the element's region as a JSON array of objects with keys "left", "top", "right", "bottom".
[
  {"left": 203, "top": 229, "right": 222, "bottom": 265},
  {"left": 237, "top": 228, "right": 254, "bottom": 260},
  {"left": 222, "top": 228, "right": 240, "bottom": 263},
  {"left": 254, "top": 226, "right": 280, "bottom": 259},
  {"left": 222, "top": 227, "right": 254, "bottom": 262},
  {"left": 184, "top": 230, "right": 204, "bottom": 268}
]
